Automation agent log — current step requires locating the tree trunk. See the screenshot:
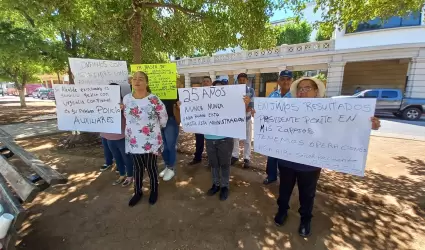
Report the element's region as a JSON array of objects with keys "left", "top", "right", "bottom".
[
  {"left": 18, "top": 89, "right": 26, "bottom": 108},
  {"left": 131, "top": 3, "right": 142, "bottom": 64},
  {"left": 57, "top": 72, "right": 61, "bottom": 84},
  {"left": 67, "top": 61, "right": 75, "bottom": 85}
]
